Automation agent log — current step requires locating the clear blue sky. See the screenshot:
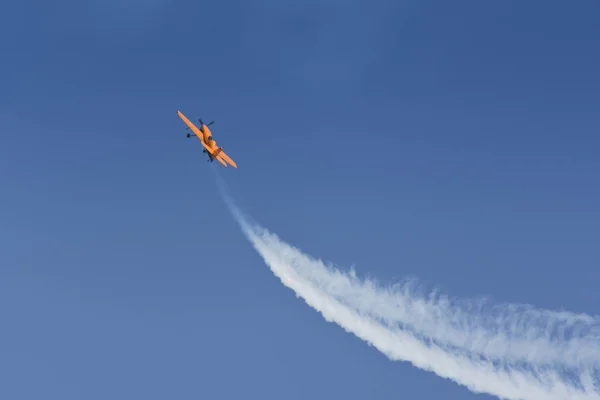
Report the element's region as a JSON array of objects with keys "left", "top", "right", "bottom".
[{"left": 1, "top": 1, "right": 599, "bottom": 399}]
